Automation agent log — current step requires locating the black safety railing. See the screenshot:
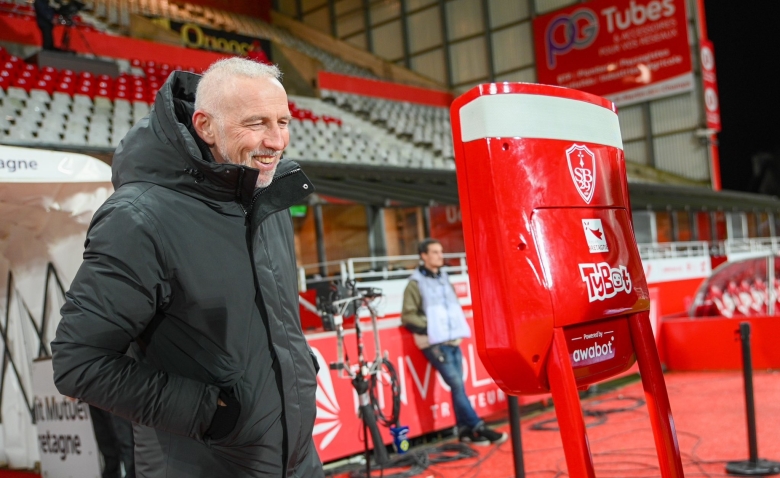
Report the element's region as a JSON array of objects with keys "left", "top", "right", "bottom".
[{"left": 0, "top": 263, "right": 67, "bottom": 423}]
